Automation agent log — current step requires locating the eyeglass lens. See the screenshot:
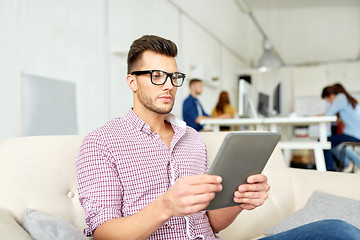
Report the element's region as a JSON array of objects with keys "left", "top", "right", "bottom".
[{"left": 151, "top": 70, "right": 184, "bottom": 87}]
